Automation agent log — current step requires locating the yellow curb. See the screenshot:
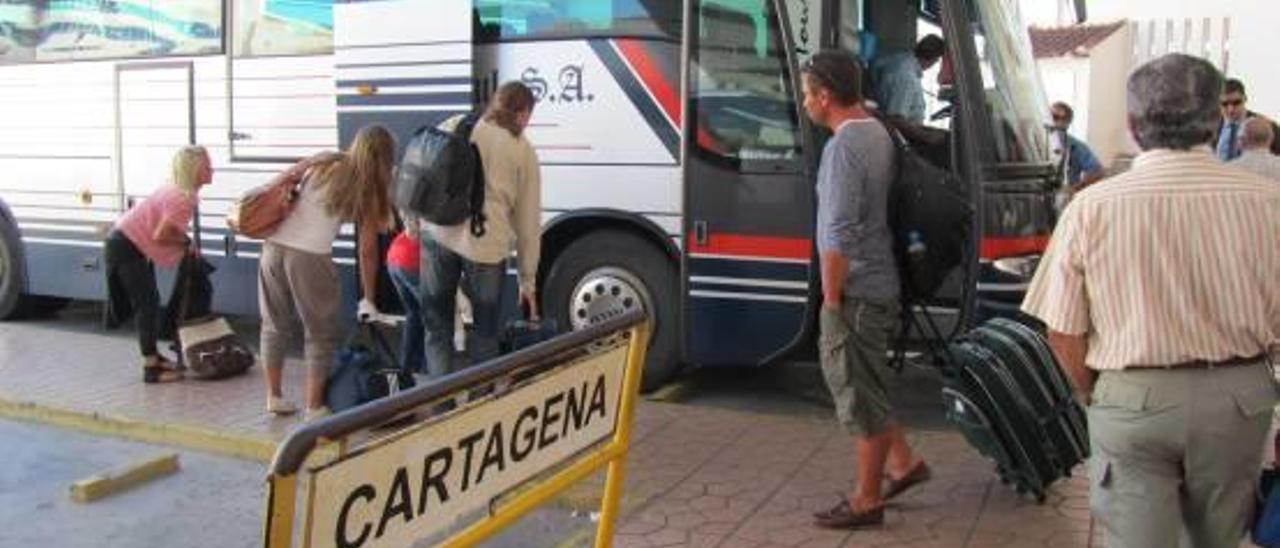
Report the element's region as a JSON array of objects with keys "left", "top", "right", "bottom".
[
  {"left": 70, "top": 453, "right": 180, "bottom": 503},
  {"left": 0, "top": 398, "right": 277, "bottom": 462},
  {"left": 645, "top": 377, "right": 696, "bottom": 403}
]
